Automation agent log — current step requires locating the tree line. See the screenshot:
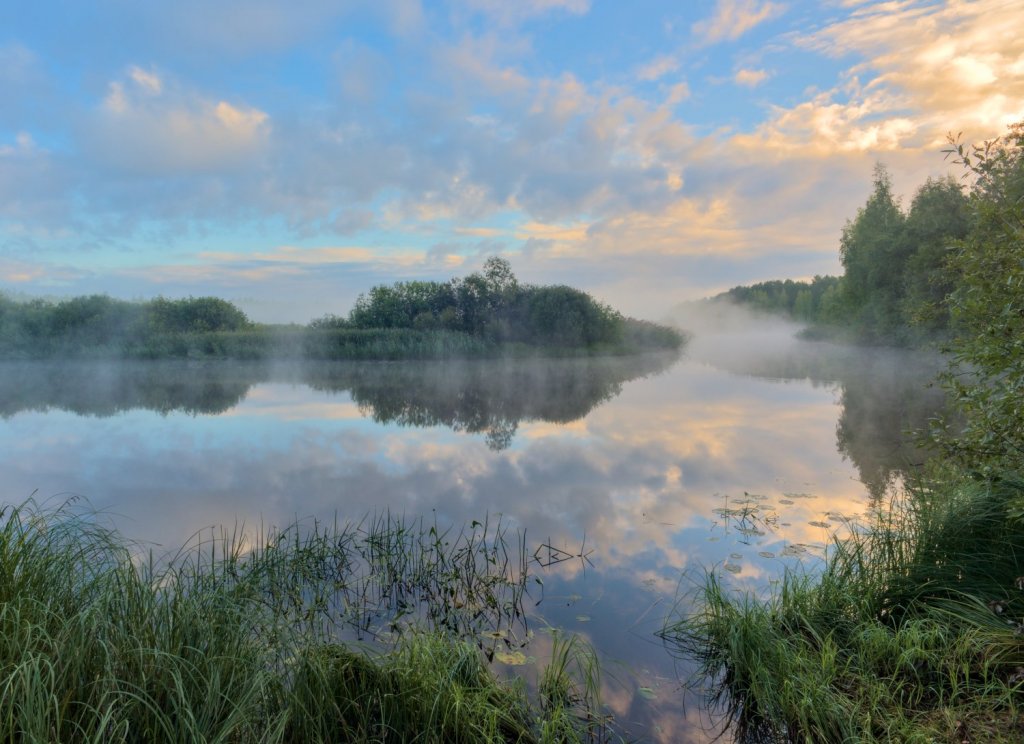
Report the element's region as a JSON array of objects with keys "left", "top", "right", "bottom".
[
  {"left": 714, "top": 158, "right": 980, "bottom": 345},
  {"left": 0, "top": 258, "right": 683, "bottom": 359}
]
